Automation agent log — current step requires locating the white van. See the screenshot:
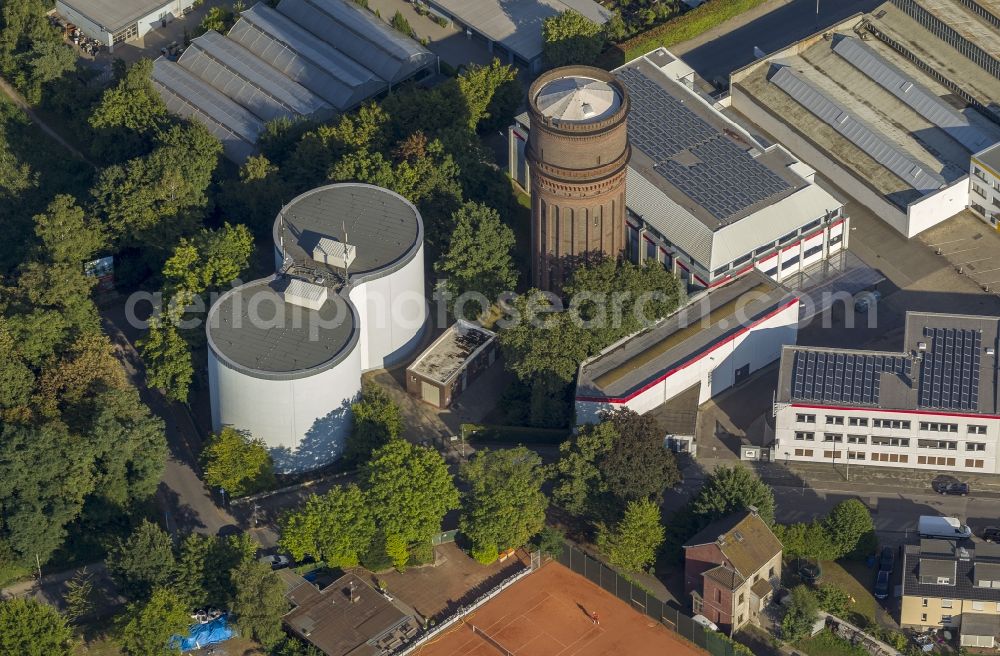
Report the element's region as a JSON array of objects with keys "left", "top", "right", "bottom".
[{"left": 918, "top": 515, "right": 972, "bottom": 540}]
